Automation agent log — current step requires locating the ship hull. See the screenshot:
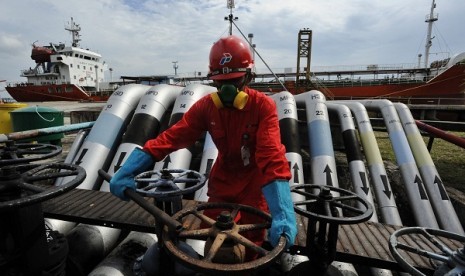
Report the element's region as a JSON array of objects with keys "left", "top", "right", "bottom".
[
  {"left": 256, "top": 63, "right": 465, "bottom": 104},
  {"left": 5, "top": 84, "right": 109, "bottom": 102},
  {"left": 325, "top": 63, "right": 465, "bottom": 101}
]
